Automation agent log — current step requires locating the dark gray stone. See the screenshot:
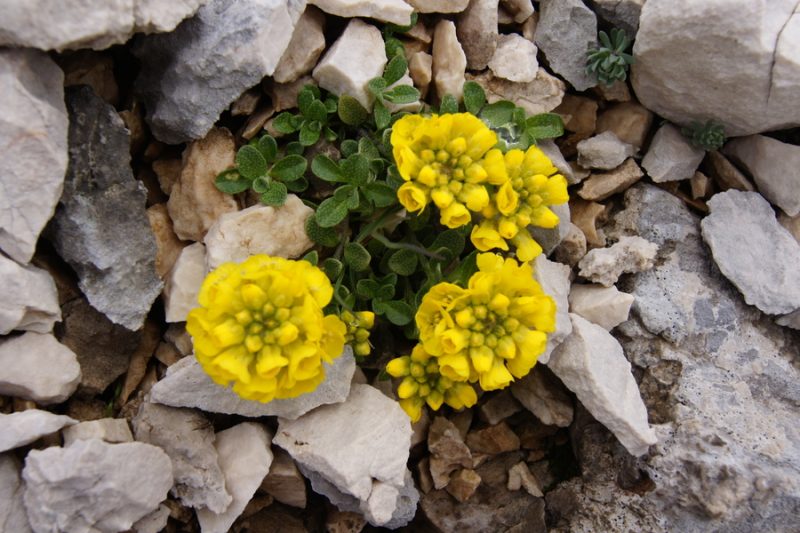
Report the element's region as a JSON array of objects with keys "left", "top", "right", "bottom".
[{"left": 535, "top": 0, "right": 598, "bottom": 91}]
